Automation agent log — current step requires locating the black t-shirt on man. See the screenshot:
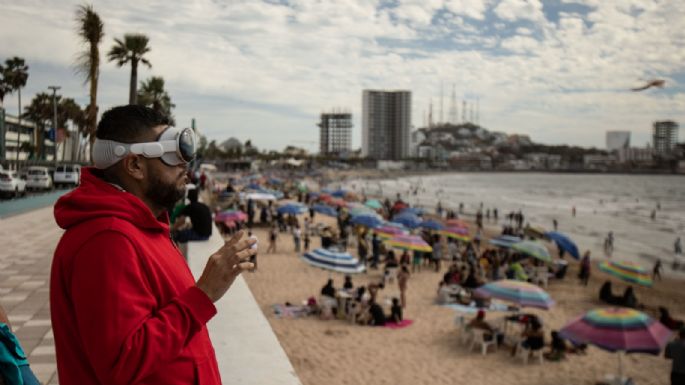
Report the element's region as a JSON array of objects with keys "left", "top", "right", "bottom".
[{"left": 180, "top": 202, "right": 212, "bottom": 237}]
